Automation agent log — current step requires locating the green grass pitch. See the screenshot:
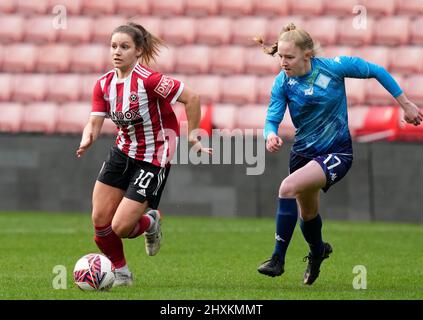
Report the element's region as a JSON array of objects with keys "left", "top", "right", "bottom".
[{"left": 0, "top": 212, "right": 422, "bottom": 300}]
